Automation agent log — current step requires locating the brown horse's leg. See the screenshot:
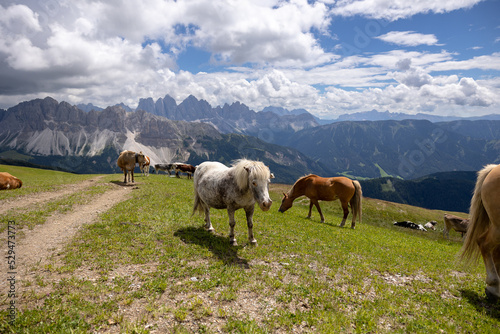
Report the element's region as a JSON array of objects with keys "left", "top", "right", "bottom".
[
  {"left": 123, "top": 170, "right": 127, "bottom": 183},
  {"left": 478, "top": 227, "right": 500, "bottom": 299},
  {"left": 443, "top": 223, "right": 449, "bottom": 239},
  {"left": 339, "top": 201, "right": 349, "bottom": 227},
  {"left": 245, "top": 205, "right": 257, "bottom": 245},
  {"left": 350, "top": 204, "right": 357, "bottom": 229},
  {"left": 227, "top": 208, "right": 237, "bottom": 246},
  {"left": 307, "top": 200, "right": 313, "bottom": 219},
  {"left": 311, "top": 199, "right": 324, "bottom": 223}
]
